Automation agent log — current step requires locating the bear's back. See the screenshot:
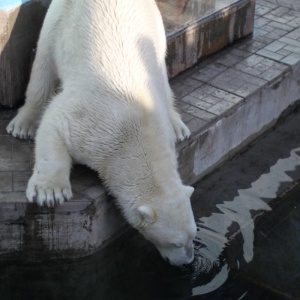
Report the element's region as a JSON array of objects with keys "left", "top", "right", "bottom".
[{"left": 52, "top": 0, "right": 167, "bottom": 97}]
